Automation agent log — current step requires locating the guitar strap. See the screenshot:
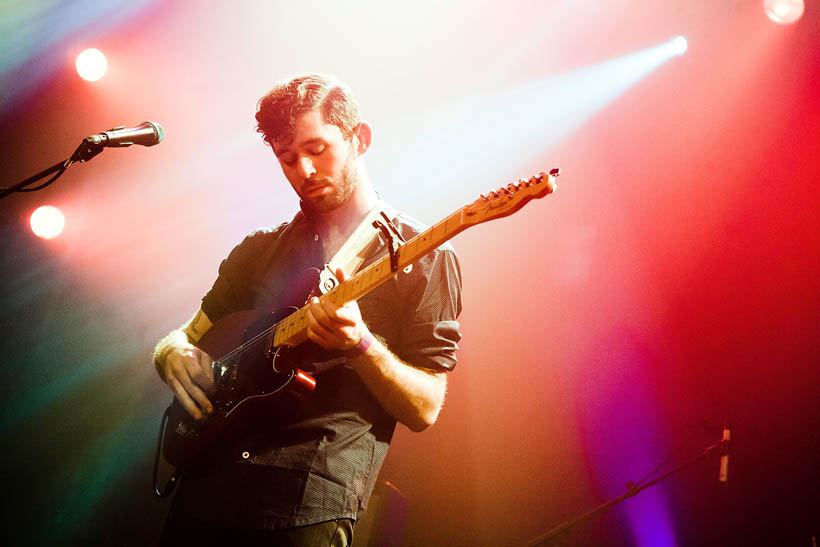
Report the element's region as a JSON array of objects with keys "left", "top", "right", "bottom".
[{"left": 317, "top": 200, "right": 403, "bottom": 294}]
